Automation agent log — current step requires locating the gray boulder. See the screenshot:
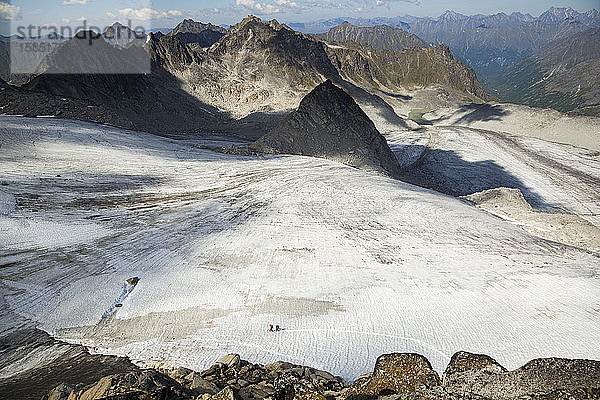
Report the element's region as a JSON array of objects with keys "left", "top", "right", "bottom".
[
  {"left": 443, "top": 352, "right": 600, "bottom": 399},
  {"left": 191, "top": 376, "right": 221, "bottom": 395},
  {"left": 345, "top": 353, "right": 441, "bottom": 396},
  {"left": 217, "top": 354, "right": 242, "bottom": 369}
]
